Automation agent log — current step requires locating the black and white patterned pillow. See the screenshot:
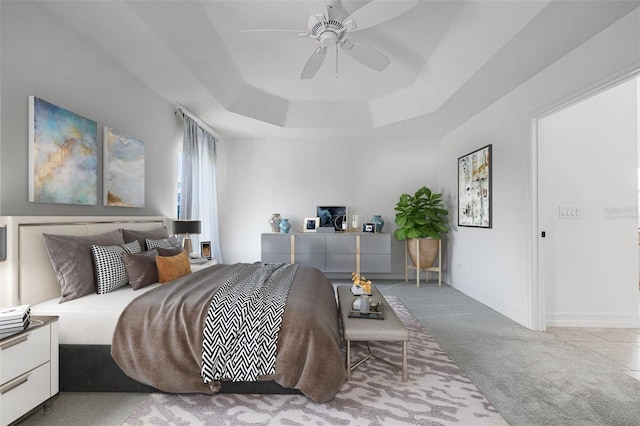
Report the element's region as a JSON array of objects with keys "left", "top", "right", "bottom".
[
  {"left": 146, "top": 236, "right": 180, "bottom": 250},
  {"left": 92, "top": 241, "right": 142, "bottom": 294},
  {"left": 122, "top": 240, "right": 142, "bottom": 254}
]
